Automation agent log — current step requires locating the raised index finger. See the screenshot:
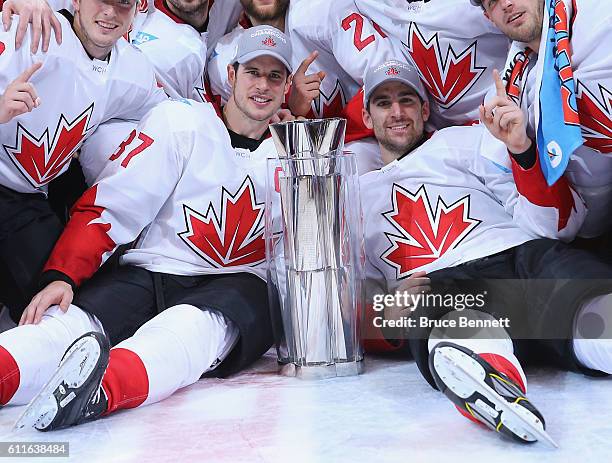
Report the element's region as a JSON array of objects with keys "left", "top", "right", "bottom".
[
  {"left": 16, "top": 61, "right": 42, "bottom": 83},
  {"left": 493, "top": 68, "right": 507, "bottom": 98},
  {"left": 295, "top": 50, "right": 318, "bottom": 76}
]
